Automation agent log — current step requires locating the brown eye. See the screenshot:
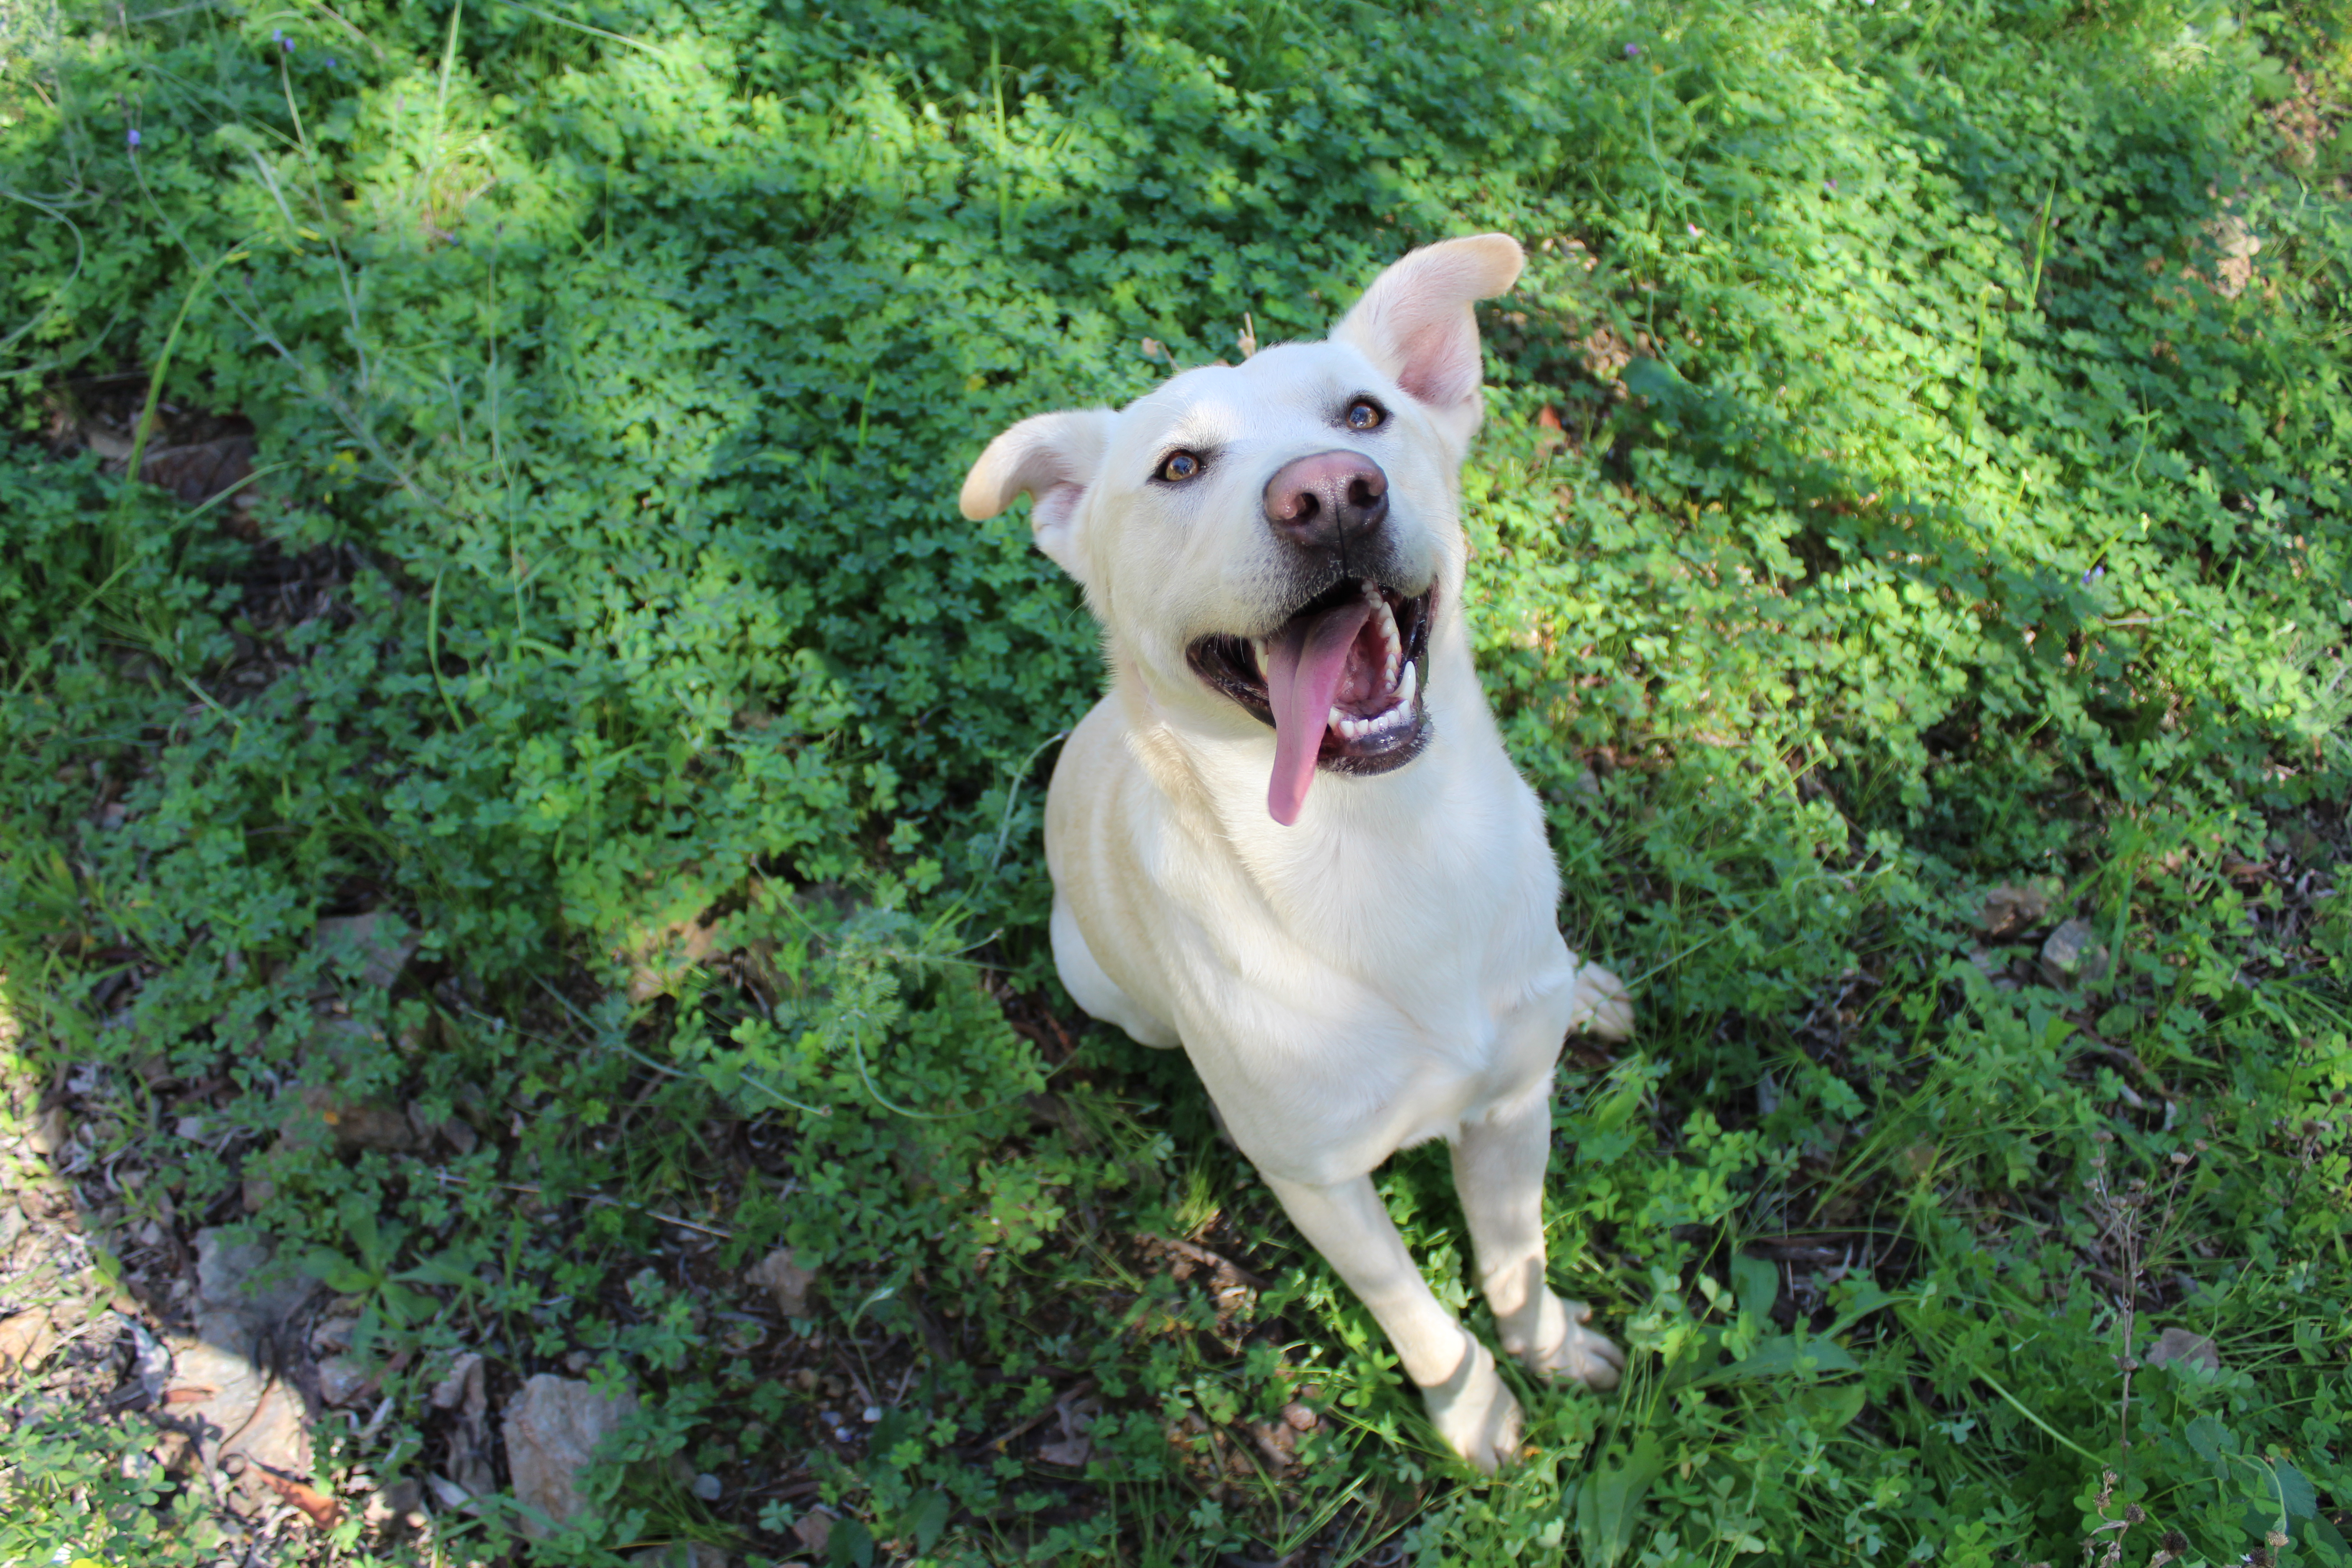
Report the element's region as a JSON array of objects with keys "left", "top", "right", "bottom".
[
  {"left": 1158, "top": 451, "right": 1203, "bottom": 482},
  {"left": 1345, "top": 399, "right": 1385, "bottom": 431}
]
